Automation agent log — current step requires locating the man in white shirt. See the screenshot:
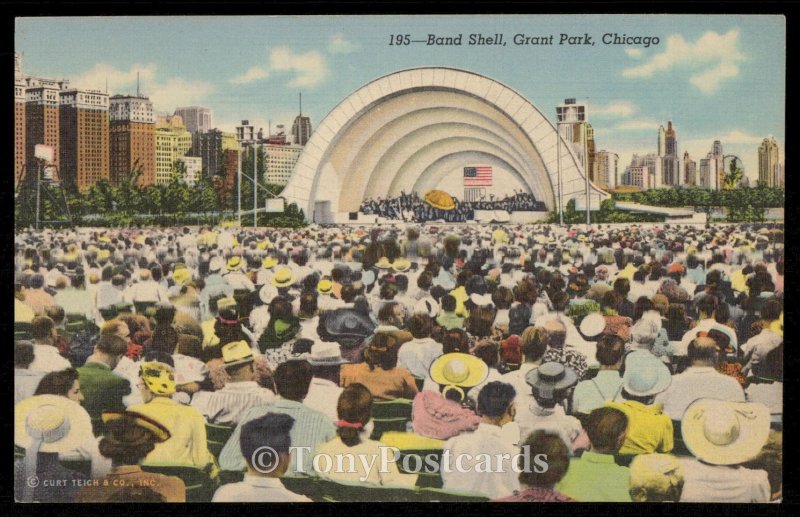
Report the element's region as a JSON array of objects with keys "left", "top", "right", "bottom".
[
  {"left": 655, "top": 337, "right": 745, "bottom": 420},
  {"left": 223, "top": 257, "right": 256, "bottom": 292},
  {"left": 15, "top": 341, "right": 46, "bottom": 404},
  {"left": 124, "top": 268, "right": 170, "bottom": 304},
  {"left": 678, "top": 399, "right": 771, "bottom": 503},
  {"left": 442, "top": 381, "right": 520, "bottom": 499},
  {"left": 677, "top": 296, "right": 738, "bottom": 355},
  {"left": 301, "top": 341, "right": 347, "bottom": 423},
  {"left": 397, "top": 313, "right": 442, "bottom": 379},
  {"left": 191, "top": 341, "right": 277, "bottom": 425},
  {"left": 28, "top": 315, "right": 72, "bottom": 373}
]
